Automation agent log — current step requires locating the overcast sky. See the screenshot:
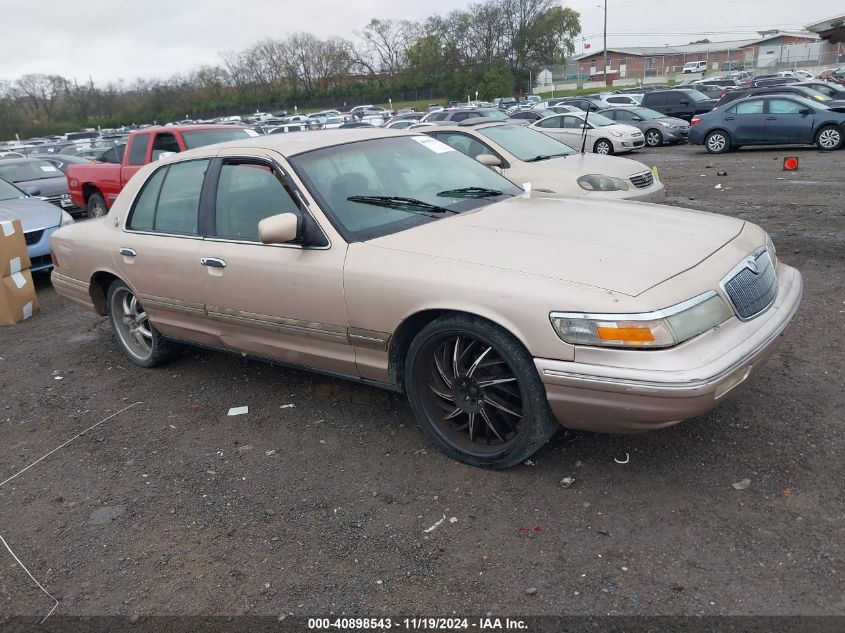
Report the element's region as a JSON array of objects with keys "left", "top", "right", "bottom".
[{"left": 0, "top": 0, "right": 840, "bottom": 83}]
